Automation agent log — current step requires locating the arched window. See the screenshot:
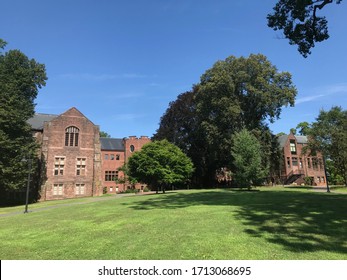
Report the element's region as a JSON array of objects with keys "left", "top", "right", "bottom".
[{"left": 65, "top": 126, "right": 79, "bottom": 146}]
